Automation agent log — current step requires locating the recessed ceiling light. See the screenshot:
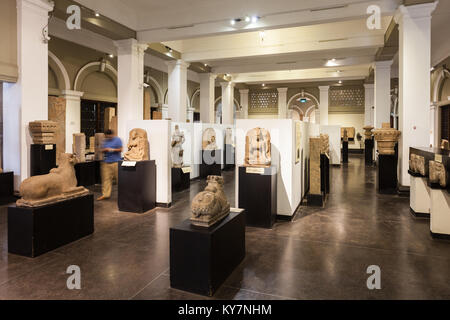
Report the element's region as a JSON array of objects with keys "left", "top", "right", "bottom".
[
  {"left": 95, "top": 12, "right": 100, "bottom": 17},
  {"left": 245, "top": 16, "right": 250, "bottom": 22},
  {"left": 336, "top": 70, "right": 342, "bottom": 73},
  {"left": 230, "top": 19, "right": 236, "bottom": 25},
  {"left": 338, "top": 80, "right": 342, "bottom": 84},
  {"left": 251, "top": 16, "right": 259, "bottom": 23},
  {"left": 204, "top": 63, "right": 208, "bottom": 67},
  {"left": 109, "top": 54, "right": 114, "bottom": 58},
  {"left": 262, "top": 83, "right": 265, "bottom": 87}
]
